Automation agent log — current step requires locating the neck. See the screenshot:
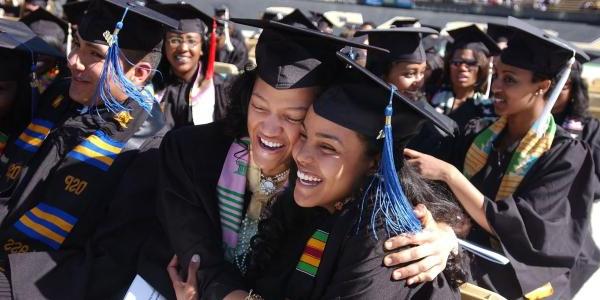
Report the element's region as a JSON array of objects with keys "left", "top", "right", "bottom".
[
  {"left": 504, "top": 98, "right": 545, "bottom": 146},
  {"left": 261, "top": 163, "right": 289, "bottom": 178},
  {"left": 174, "top": 64, "right": 199, "bottom": 83},
  {"left": 453, "top": 85, "right": 474, "bottom": 102}
]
